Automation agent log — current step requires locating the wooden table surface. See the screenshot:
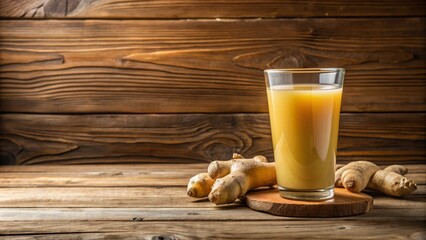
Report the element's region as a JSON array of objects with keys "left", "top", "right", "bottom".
[{"left": 0, "top": 163, "right": 425, "bottom": 239}]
